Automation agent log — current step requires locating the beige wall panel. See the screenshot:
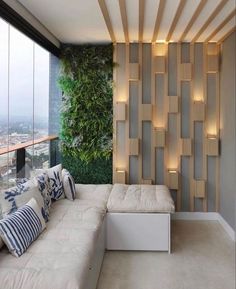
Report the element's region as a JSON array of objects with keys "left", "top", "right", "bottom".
[
  {"left": 129, "top": 63, "right": 139, "bottom": 80},
  {"left": 207, "top": 55, "right": 219, "bottom": 73},
  {"left": 129, "top": 138, "right": 139, "bottom": 155},
  {"left": 154, "top": 56, "right": 166, "bottom": 73},
  {"left": 180, "top": 63, "right": 192, "bottom": 80}
]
